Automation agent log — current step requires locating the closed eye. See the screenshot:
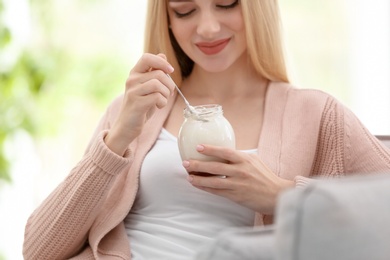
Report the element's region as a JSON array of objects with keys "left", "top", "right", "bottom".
[
  {"left": 171, "top": 0, "right": 239, "bottom": 18},
  {"left": 216, "top": 0, "right": 239, "bottom": 9},
  {"left": 174, "top": 9, "right": 195, "bottom": 18}
]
